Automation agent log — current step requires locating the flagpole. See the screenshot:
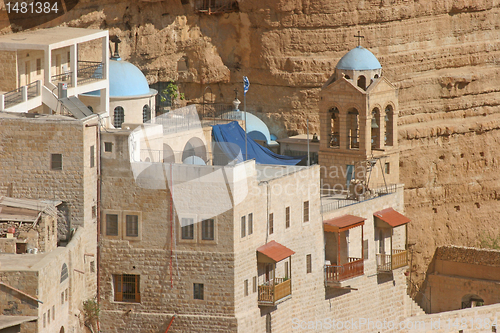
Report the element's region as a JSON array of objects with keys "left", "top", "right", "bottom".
[
  {"left": 307, "top": 117, "right": 310, "bottom": 166},
  {"left": 244, "top": 91, "right": 247, "bottom": 161}
]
